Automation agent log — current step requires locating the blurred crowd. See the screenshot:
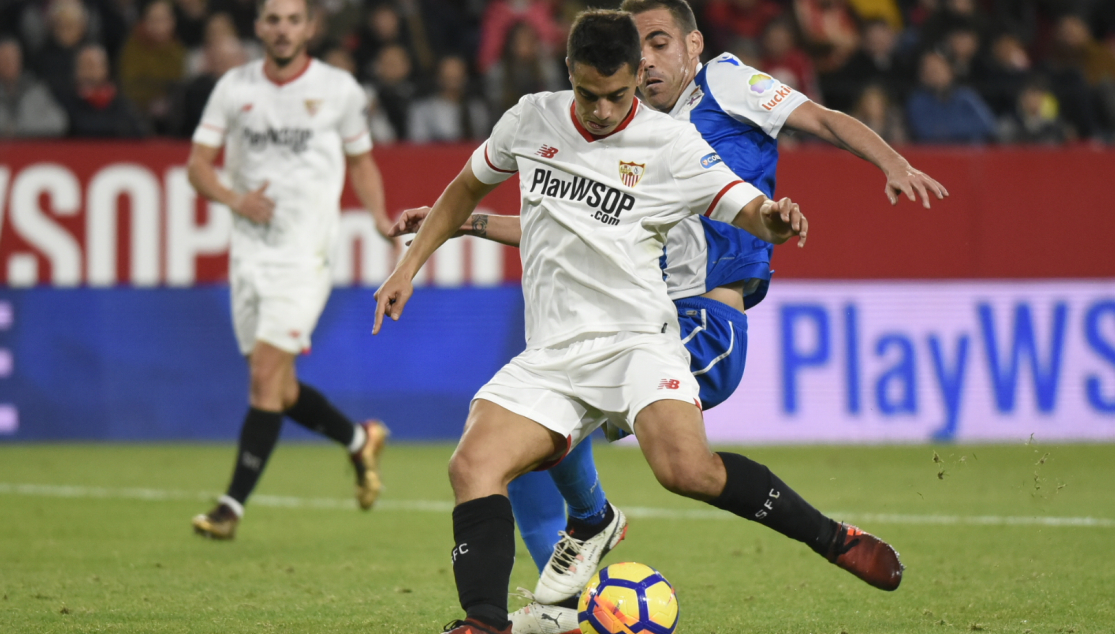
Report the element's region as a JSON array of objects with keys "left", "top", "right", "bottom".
[{"left": 2, "top": 0, "right": 1115, "bottom": 145}]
